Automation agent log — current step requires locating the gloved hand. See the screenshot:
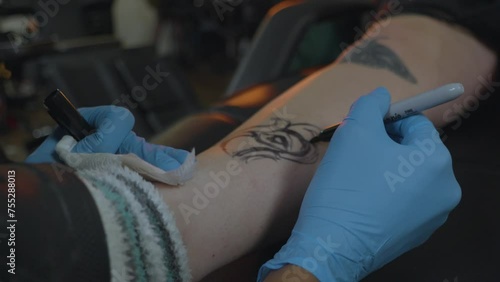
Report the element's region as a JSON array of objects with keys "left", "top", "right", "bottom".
[
  {"left": 26, "top": 106, "right": 189, "bottom": 171},
  {"left": 117, "top": 132, "right": 189, "bottom": 171},
  {"left": 258, "top": 88, "right": 462, "bottom": 281}
]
